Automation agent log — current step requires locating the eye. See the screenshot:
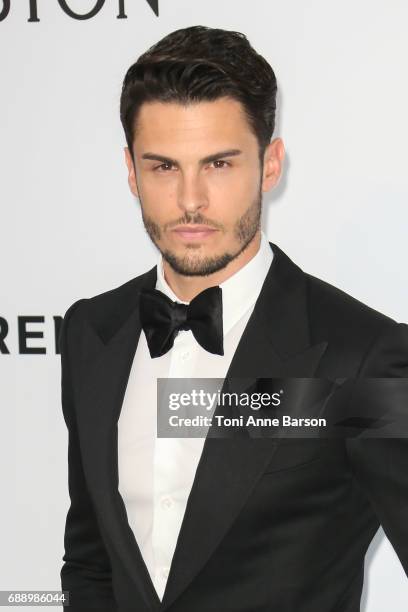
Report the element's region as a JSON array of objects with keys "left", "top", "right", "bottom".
[
  {"left": 212, "top": 160, "right": 230, "bottom": 169},
  {"left": 154, "top": 162, "right": 175, "bottom": 172}
]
